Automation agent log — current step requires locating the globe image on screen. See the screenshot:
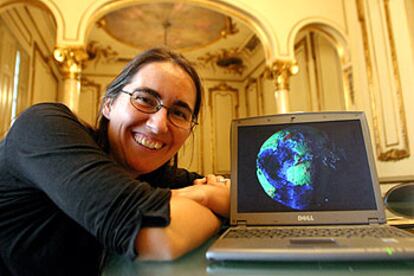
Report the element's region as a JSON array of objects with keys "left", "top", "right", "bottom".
[{"left": 256, "top": 126, "right": 341, "bottom": 210}]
